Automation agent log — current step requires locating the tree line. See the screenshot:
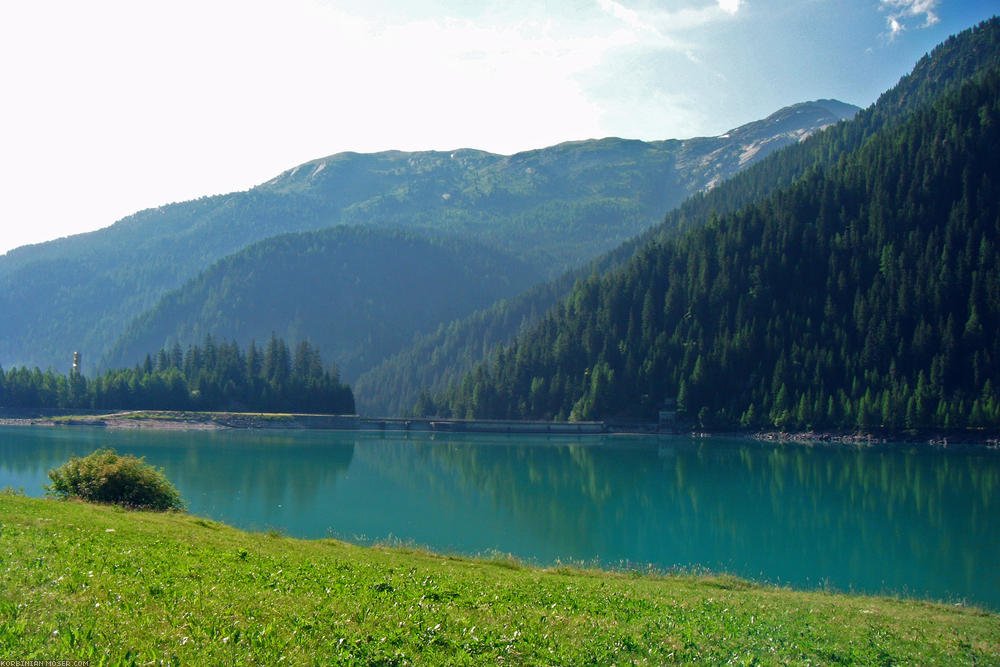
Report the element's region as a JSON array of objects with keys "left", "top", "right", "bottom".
[{"left": 0, "top": 335, "right": 355, "bottom": 414}]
